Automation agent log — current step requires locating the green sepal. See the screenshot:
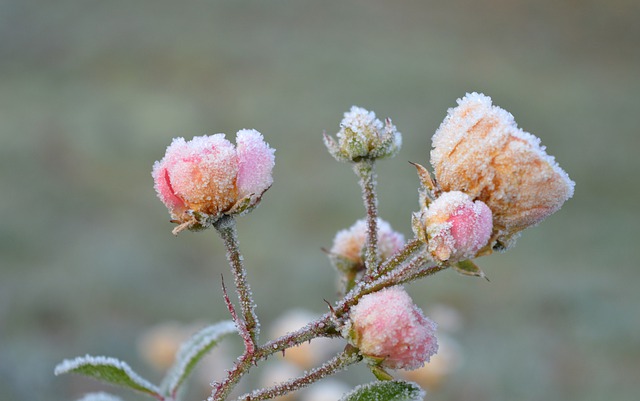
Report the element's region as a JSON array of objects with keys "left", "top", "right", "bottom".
[
  {"left": 339, "top": 380, "right": 425, "bottom": 401},
  {"left": 228, "top": 193, "right": 256, "bottom": 215},
  {"left": 54, "top": 355, "right": 160, "bottom": 398},
  {"left": 370, "top": 365, "right": 394, "bottom": 381},
  {"left": 323, "top": 132, "right": 350, "bottom": 162},
  {"left": 453, "top": 259, "right": 489, "bottom": 281},
  {"left": 409, "top": 162, "right": 436, "bottom": 194},
  {"left": 411, "top": 212, "right": 427, "bottom": 243}
]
